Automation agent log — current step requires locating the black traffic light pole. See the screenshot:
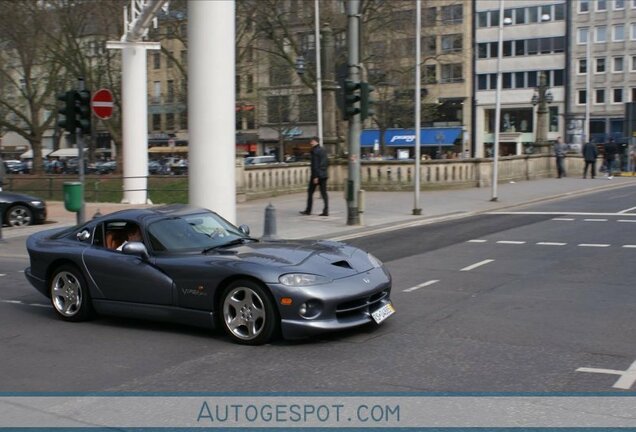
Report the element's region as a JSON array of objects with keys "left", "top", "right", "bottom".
[{"left": 75, "top": 78, "right": 91, "bottom": 225}]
